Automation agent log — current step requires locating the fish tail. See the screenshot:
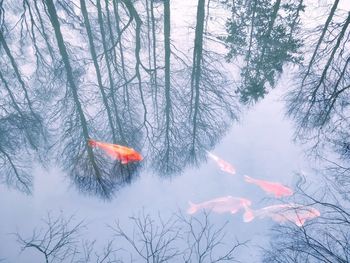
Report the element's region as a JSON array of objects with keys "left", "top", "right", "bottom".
[
  {"left": 187, "top": 201, "right": 198, "bottom": 215},
  {"left": 206, "top": 151, "right": 213, "bottom": 158},
  {"left": 206, "top": 151, "right": 216, "bottom": 160},
  {"left": 243, "top": 207, "right": 255, "bottom": 223},
  {"left": 88, "top": 138, "right": 97, "bottom": 147}
]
